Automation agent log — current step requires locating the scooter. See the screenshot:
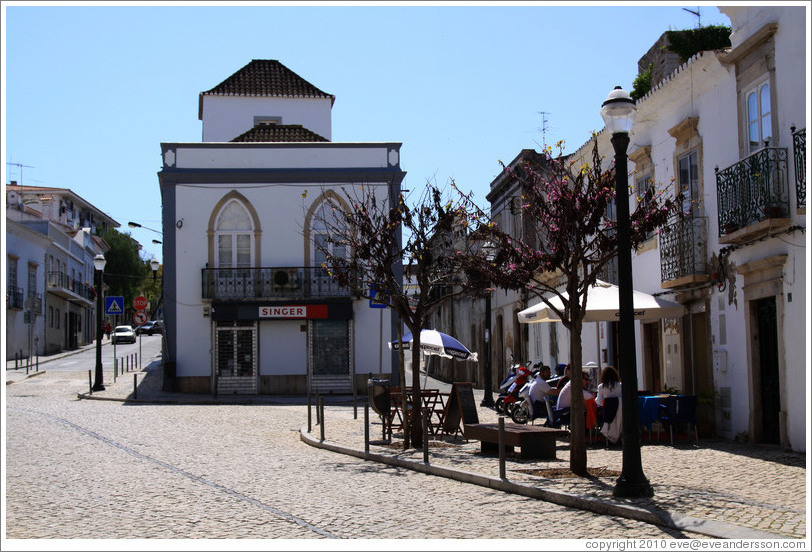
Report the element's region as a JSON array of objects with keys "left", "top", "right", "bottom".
[
  {"left": 499, "top": 363, "right": 533, "bottom": 417},
  {"left": 494, "top": 364, "right": 519, "bottom": 414},
  {"left": 511, "top": 363, "right": 554, "bottom": 425}
]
